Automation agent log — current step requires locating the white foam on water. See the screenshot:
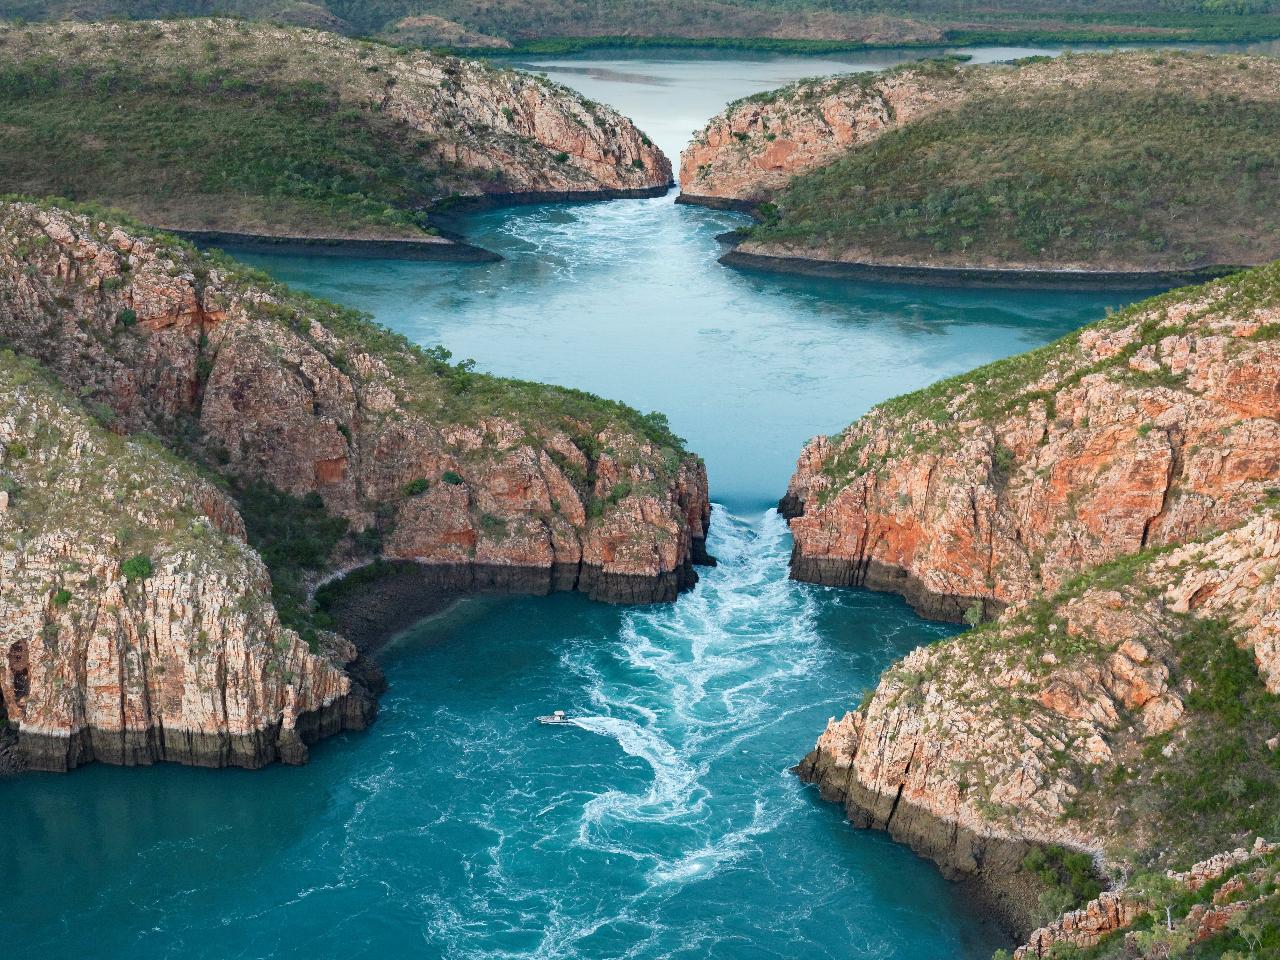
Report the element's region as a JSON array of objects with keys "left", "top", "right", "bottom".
[{"left": 565, "top": 507, "right": 825, "bottom": 895}]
